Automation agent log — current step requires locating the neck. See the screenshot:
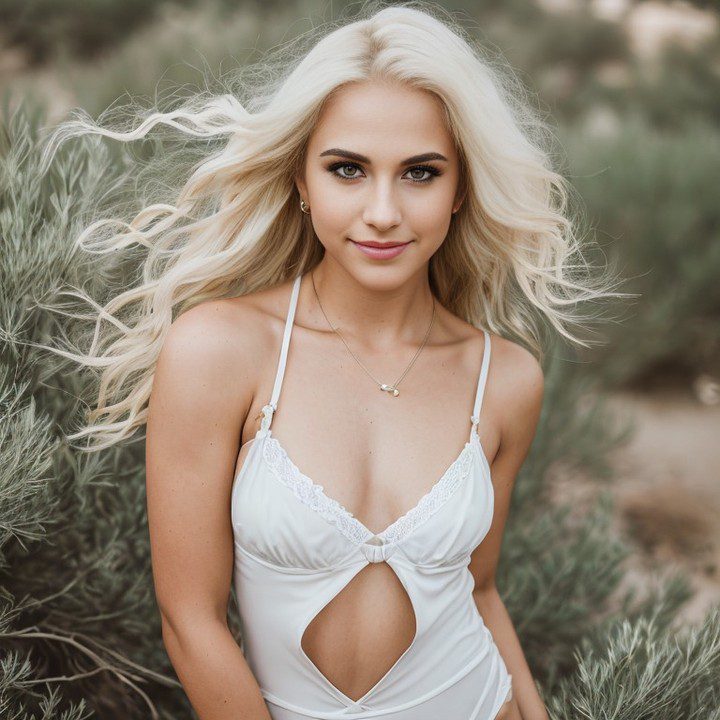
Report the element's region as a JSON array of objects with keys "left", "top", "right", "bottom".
[{"left": 307, "top": 258, "right": 436, "bottom": 352}]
